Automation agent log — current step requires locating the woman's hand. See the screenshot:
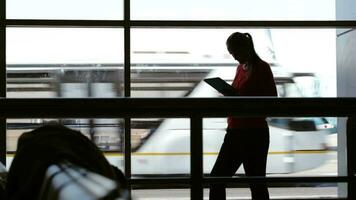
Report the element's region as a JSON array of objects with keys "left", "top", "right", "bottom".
[{"left": 221, "top": 89, "right": 239, "bottom": 96}]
